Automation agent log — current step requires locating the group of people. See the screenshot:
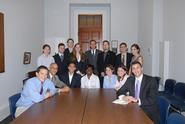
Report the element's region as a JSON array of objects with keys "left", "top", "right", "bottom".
[{"left": 15, "top": 38, "right": 160, "bottom": 124}]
